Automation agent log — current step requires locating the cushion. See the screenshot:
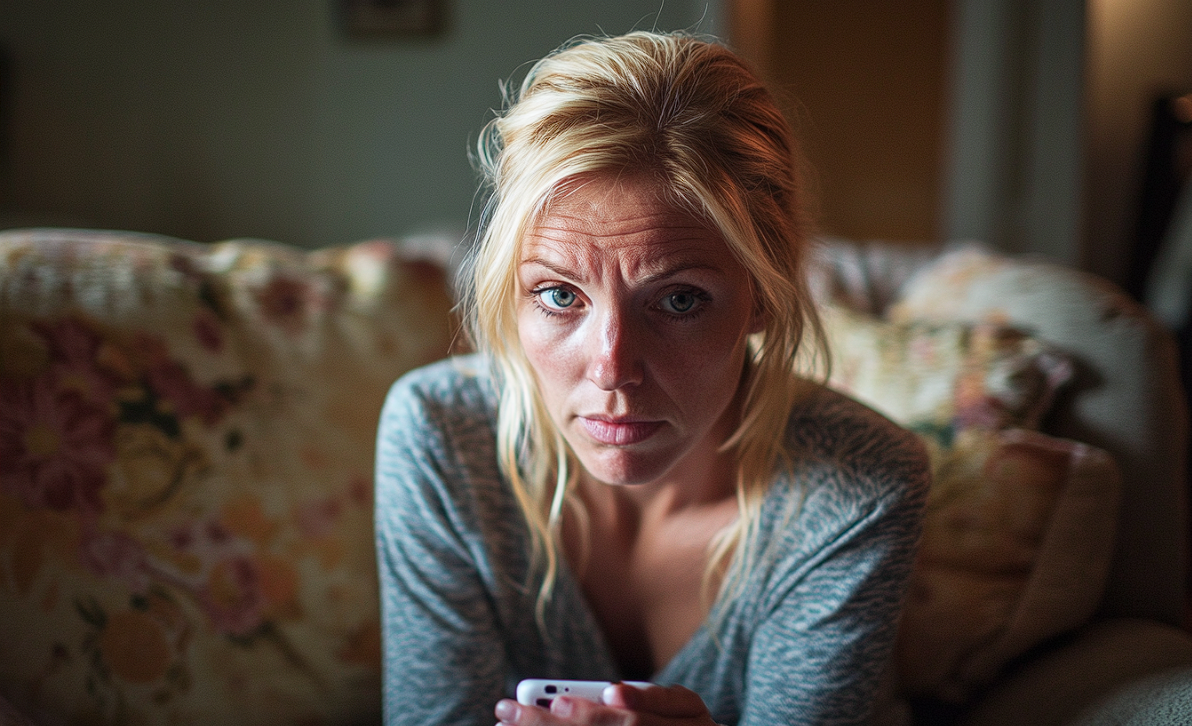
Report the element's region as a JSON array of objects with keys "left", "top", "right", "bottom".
[
  {"left": 818, "top": 304, "right": 1074, "bottom": 441},
  {"left": 894, "top": 428, "right": 1120, "bottom": 702},
  {"left": 818, "top": 304, "right": 1120, "bottom": 702},
  {"left": 0, "top": 230, "right": 456, "bottom": 725}
]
